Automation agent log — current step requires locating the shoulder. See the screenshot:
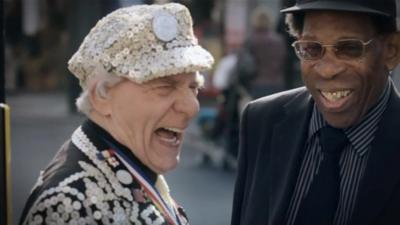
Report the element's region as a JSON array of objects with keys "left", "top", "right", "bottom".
[
  {"left": 245, "top": 87, "right": 309, "bottom": 115},
  {"left": 240, "top": 87, "right": 310, "bottom": 145},
  {"left": 21, "top": 150, "right": 159, "bottom": 225},
  {"left": 20, "top": 128, "right": 171, "bottom": 225}
]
